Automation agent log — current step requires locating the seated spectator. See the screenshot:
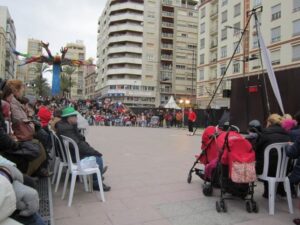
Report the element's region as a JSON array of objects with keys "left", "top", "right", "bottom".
[
  {"left": 0, "top": 163, "right": 45, "bottom": 225},
  {"left": 286, "top": 134, "right": 300, "bottom": 193},
  {"left": 56, "top": 107, "right": 111, "bottom": 192},
  {"left": 49, "top": 109, "right": 62, "bottom": 132},
  {"left": 290, "top": 111, "right": 300, "bottom": 142},
  {"left": 255, "top": 114, "right": 290, "bottom": 198},
  {"left": 37, "top": 100, "right": 52, "bottom": 129}
]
